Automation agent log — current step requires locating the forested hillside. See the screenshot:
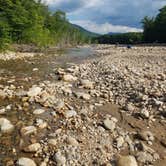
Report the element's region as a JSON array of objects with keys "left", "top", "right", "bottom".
[{"left": 0, "top": 0, "right": 92, "bottom": 50}]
